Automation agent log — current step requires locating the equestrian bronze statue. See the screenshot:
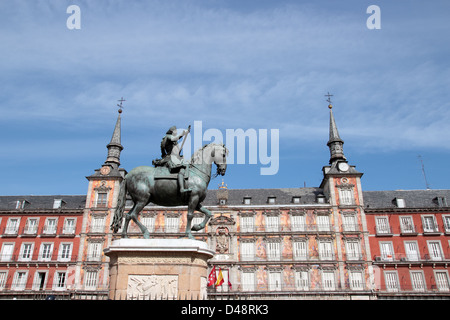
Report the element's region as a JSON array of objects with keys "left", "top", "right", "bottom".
[{"left": 110, "top": 127, "right": 228, "bottom": 240}]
